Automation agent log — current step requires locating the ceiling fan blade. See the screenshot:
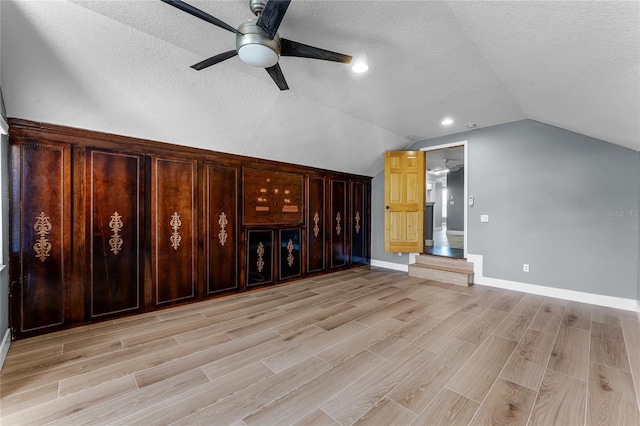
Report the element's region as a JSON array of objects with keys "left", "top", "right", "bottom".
[
  {"left": 256, "top": 0, "right": 291, "bottom": 39},
  {"left": 265, "top": 64, "right": 289, "bottom": 90},
  {"left": 160, "top": 0, "right": 238, "bottom": 34},
  {"left": 280, "top": 38, "right": 352, "bottom": 64},
  {"left": 191, "top": 50, "right": 238, "bottom": 70}
]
